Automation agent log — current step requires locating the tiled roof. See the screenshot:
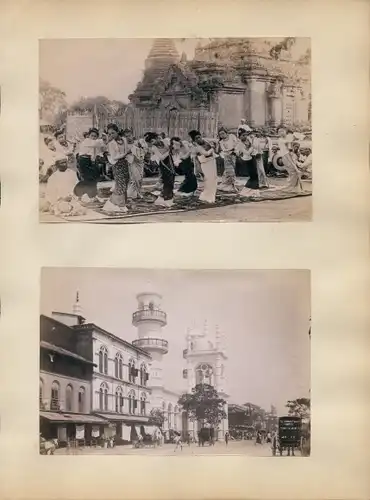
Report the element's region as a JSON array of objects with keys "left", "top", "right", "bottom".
[{"left": 40, "top": 341, "right": 94, "bottom": 365}]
